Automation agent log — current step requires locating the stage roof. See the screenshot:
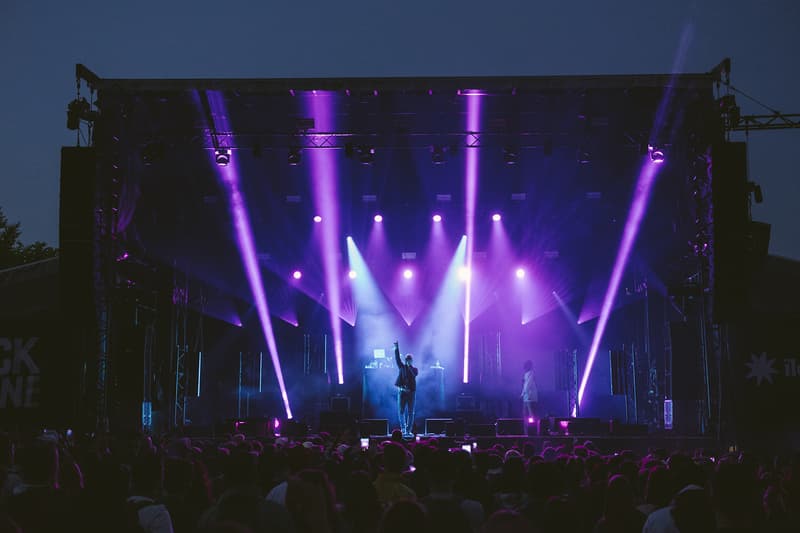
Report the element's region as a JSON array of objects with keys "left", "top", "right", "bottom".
[{"left": 83, "top": 66, "right": 718, "bottom": 329}]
